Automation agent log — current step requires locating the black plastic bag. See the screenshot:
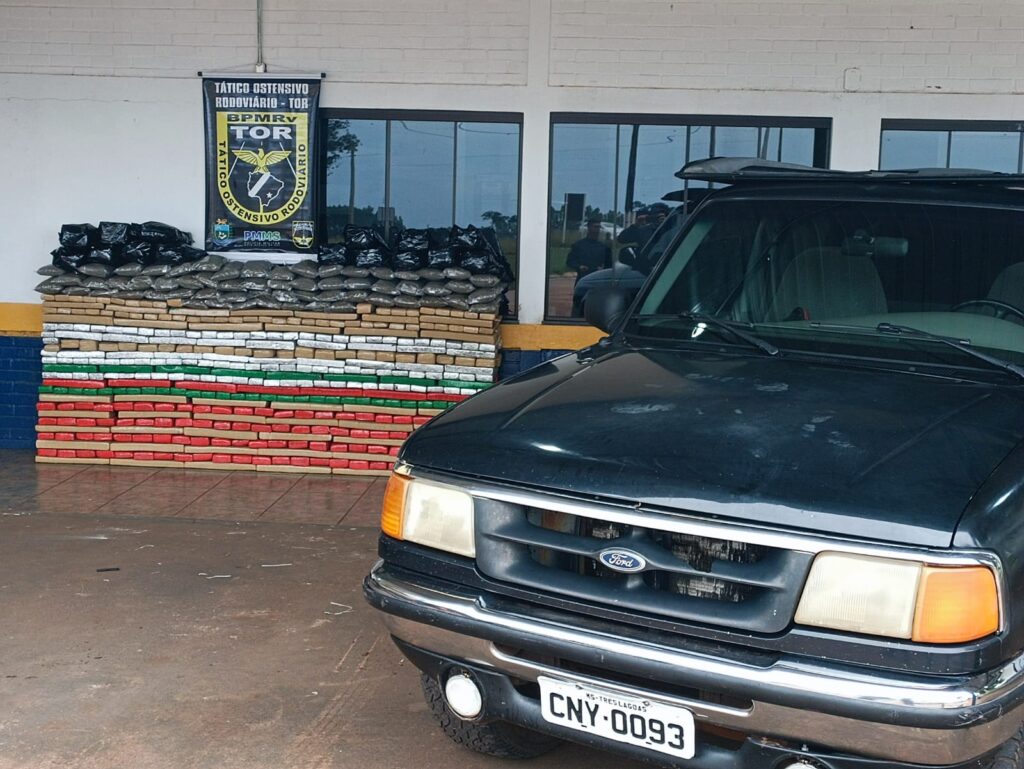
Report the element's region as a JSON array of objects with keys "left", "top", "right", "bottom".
[
  {"left": 124, "top": 240, "right": 157, "bottom": 264},
  {"left": 99, "top": 221, "right": 139, "bottom": 245},
  {"left": 343, "top": 225, "right": 389, "bottom": 251},
  {"left": 452, "top": 225, "right": 509, "bottom": 276},
  {"left": 59, "top": 224, "right": 99, "bottom": 250},
  {"left": 87, "top": 246, "right": 125, "bottom": 267},
  {"left": 51, "top": 246, "right": 89, "bottom": 272},
  {"left": 398, "top": 229, "right": 430, "bottom": 253},
  {"left": 449, "top": 224, "right": 480, "bottom": 251},
  {"left": 139, "top": 221, "right": 193, "bottom": 245},
  {"left": 156, "top": 244, "right": 205, "bottom": 265},
  {"left": 460, "top": 252, "right": 504, "bottom": 275},
  {"left": 319, "top": 244, "right": 349, "bottom": 266},
  {"left": 427, "top": 248, "right": 453, "bottom": 269},
  {"left": 354, "top": 248, "right": 386, "bottom": 268},
  {"left": 393, "top": 250, "right": 423, "bottom": 270}
]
